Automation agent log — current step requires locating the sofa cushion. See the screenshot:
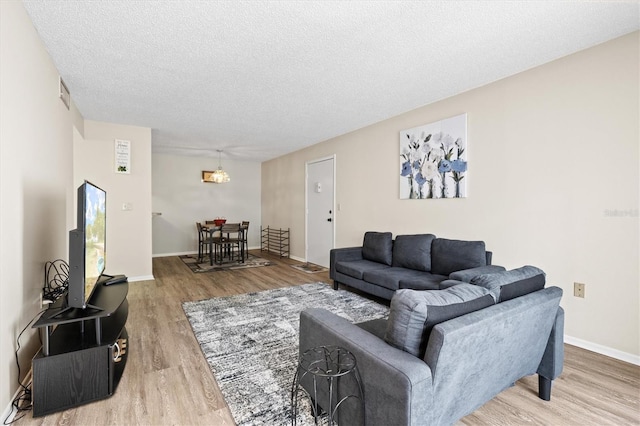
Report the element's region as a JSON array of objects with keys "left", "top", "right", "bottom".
[
  {"left": 431, "top": 238, "right": 487, "bottom": 276},
  {"left": 335, "top": 259, "right": 390, "bottom": 280},
  {"left": 392, "top": 234, "right": 436, "bottom": 272},
  {"left": 384, "top": 284, "right": 494, "bottom": 357},
  {"left": 471, "top": 265, "right": 546, "bottom": 302},
  {"left": 398, "top": 274, "right": 447, "bottom": 291},
  {"left": 362, "top": 267, "right": 426, "bottom": 291},
  {"left": 448, "top": 265, "right": 506, "bottom": 283},
  {"left": 362, "top": 232, "right": 393, "bottom": 266}
]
